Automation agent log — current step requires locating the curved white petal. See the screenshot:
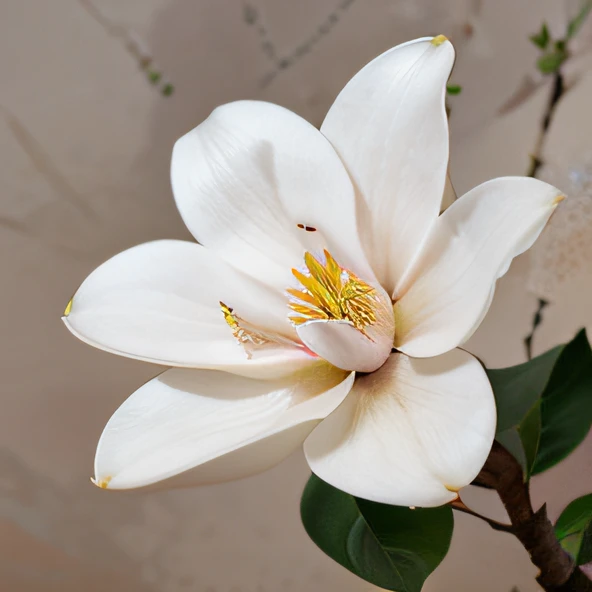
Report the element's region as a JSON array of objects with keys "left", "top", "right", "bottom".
[
  {"left": 63, "top": 240, "right": 316, "bottom": 379},
  {"left": 394, "top": 177, "right": 565, "bottom": 358},
  {"left": 297, "top": 320, "right": 391, "bottom": 373},
  {"left": 294, "top": 279, "right": 395, "bottom": 373},
  {"left": 171, "top": 100, "right": 375, "bottom": 291},
  {"left": 321, "top": 36, "right": 455, "bottom": 295},
  {"left": 94, "top": 366, "right": 354, "bottom": 490},
  {"left": 304, "top": 349, "right": 495, "bottom": 507}
]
